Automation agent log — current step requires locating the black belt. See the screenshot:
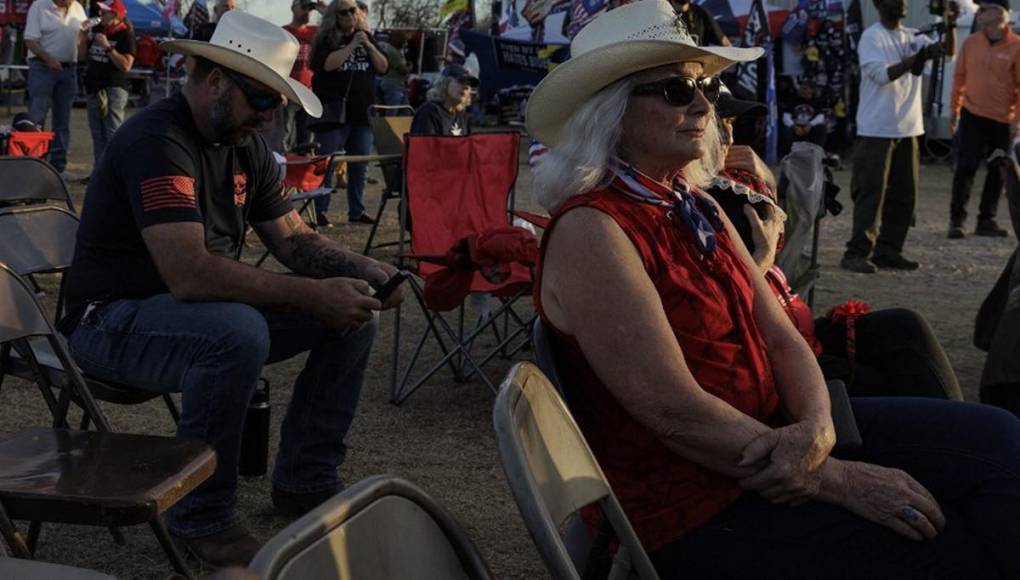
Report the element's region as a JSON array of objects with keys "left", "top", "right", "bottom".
[{"left": 31, "top": 60, "right": 76, "bottom": 68}]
